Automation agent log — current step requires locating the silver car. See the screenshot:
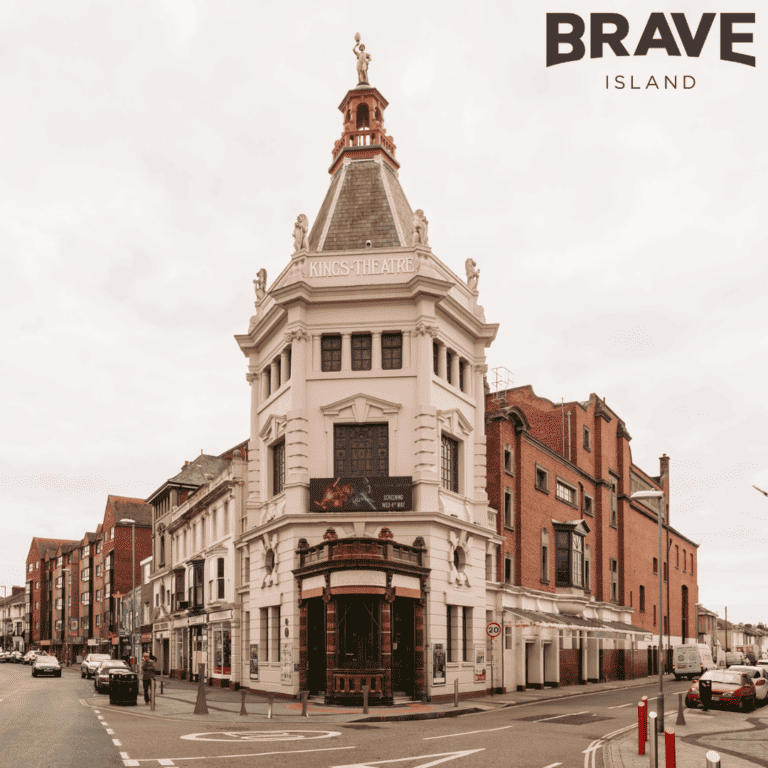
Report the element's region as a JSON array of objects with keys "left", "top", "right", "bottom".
[{"left": 81, "top": 653, "right": 112, "bottom": 679}]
